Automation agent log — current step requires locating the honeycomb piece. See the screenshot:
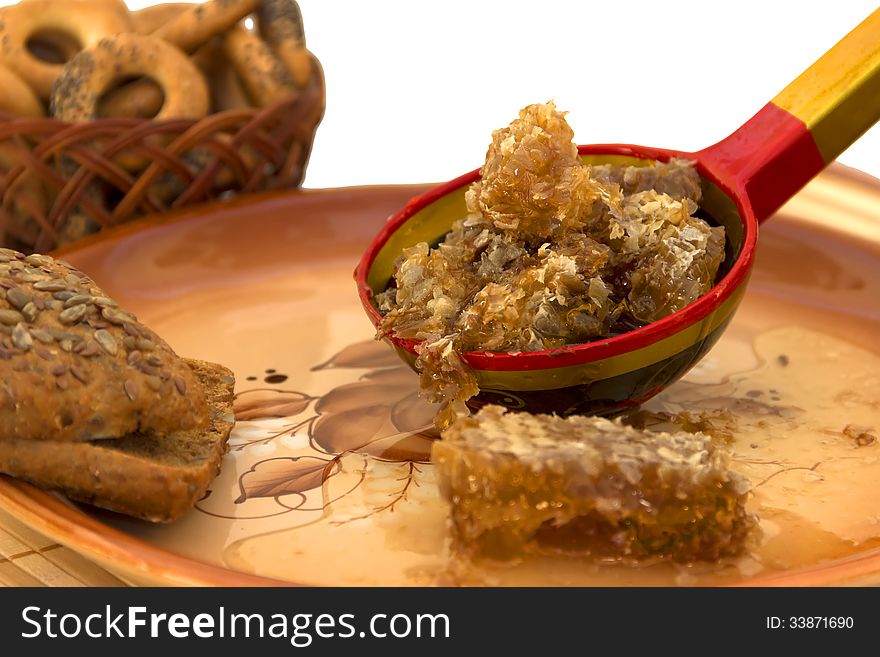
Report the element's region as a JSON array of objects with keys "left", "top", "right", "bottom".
[
  {"left": 416, "top": 335, "right": 481, "bottom": 430},
  {"left": 467, "top": 102, "right": 601, "bottom": 240},
  {"left": 627, "top": 215, "right": 726, "bottom": 323},
  {"left": 433, "top": 406, "right": 757, "bottom": 562},
  {"left": 377, "top": 103, "right": 726, "bottom": 427},
  {"left": 591, "top": 158, "right": 703, "bottom": 204}
]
